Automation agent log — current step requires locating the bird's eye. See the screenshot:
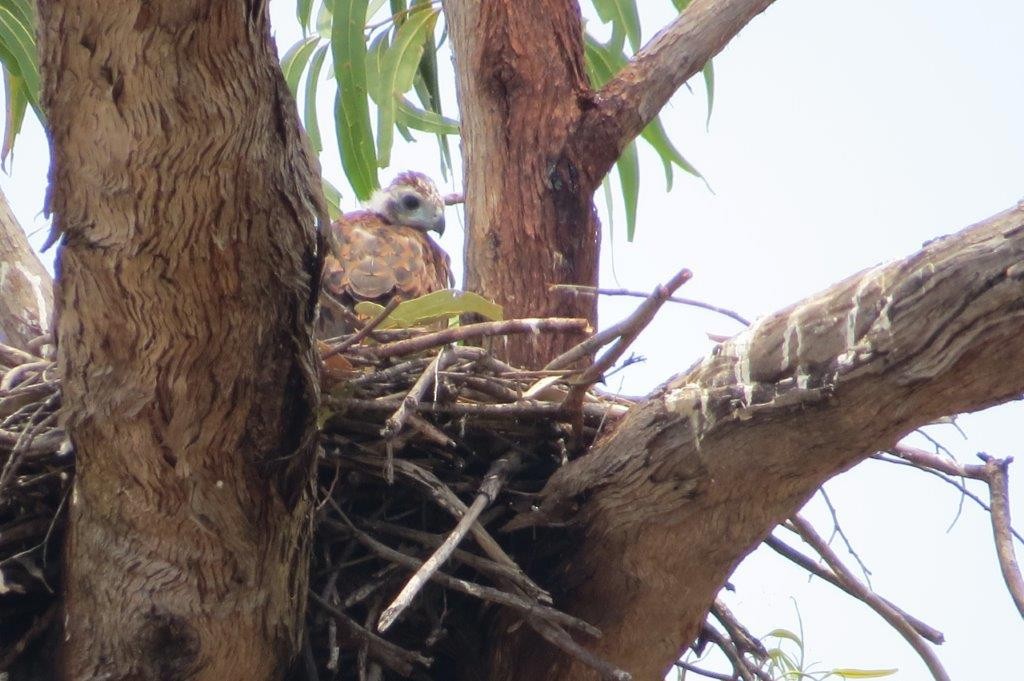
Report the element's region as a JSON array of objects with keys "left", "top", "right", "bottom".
[{"left": 401, "top": 195, "right": 421, "bottom": 211}]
